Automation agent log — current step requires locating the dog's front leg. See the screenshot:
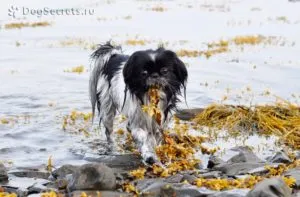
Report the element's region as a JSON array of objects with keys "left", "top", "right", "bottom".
[{"left": 131, "top": 128, "right": 159, "bottom": 165}]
